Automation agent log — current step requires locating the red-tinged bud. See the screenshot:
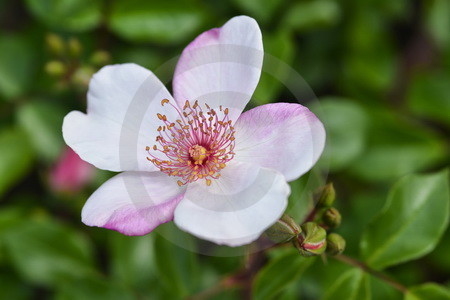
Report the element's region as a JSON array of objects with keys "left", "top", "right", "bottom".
[
  {"left": 265, "top": 214, "right": 301, "bottom": 243},
  {"left": 293, "top": 222, "right": 327, "bottom": 256}
]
